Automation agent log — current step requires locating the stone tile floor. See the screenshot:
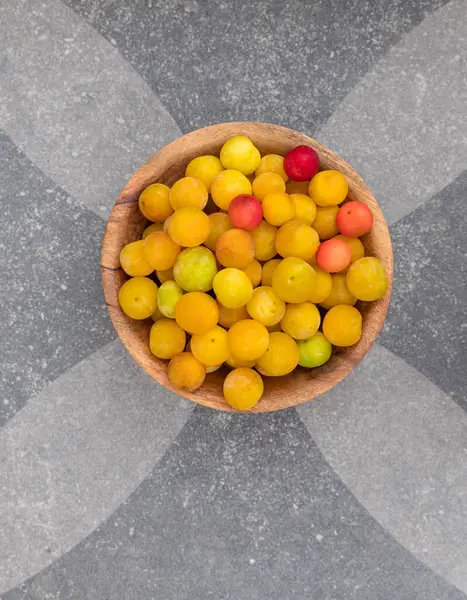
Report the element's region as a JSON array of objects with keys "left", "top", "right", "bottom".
[{"left": 0, "top": 0, "right": 466, "bottom": 598}]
